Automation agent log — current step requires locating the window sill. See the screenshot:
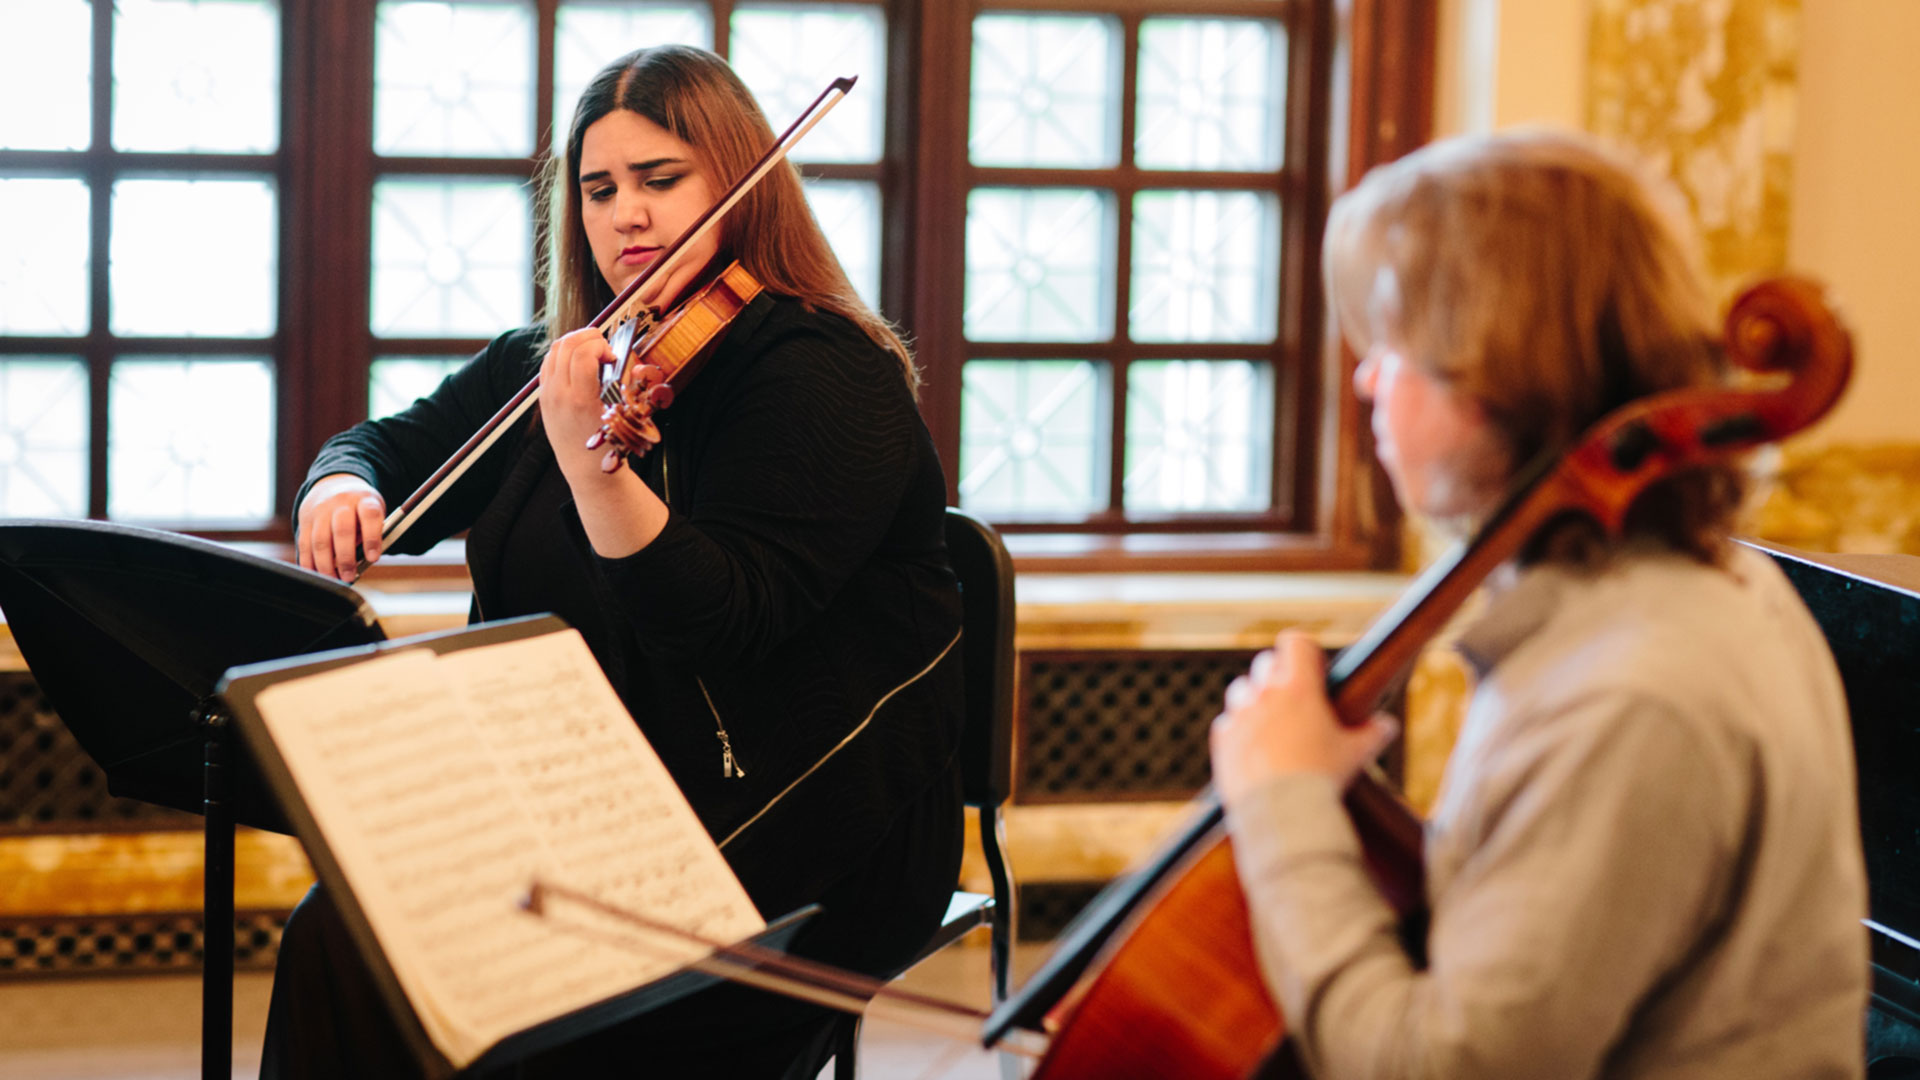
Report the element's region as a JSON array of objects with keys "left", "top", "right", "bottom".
[{"left": 1002, "top": 530, "right": 1384, "bottom": 573}]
